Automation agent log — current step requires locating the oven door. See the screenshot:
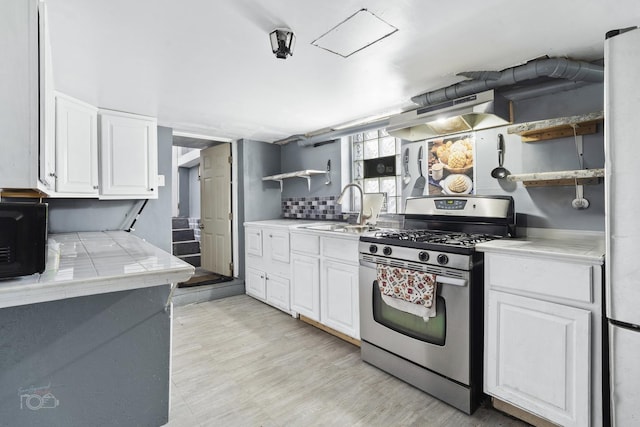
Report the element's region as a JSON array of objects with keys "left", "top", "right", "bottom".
[{"left": 359, "top": 258, "right": 470, "bottom": 385}]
